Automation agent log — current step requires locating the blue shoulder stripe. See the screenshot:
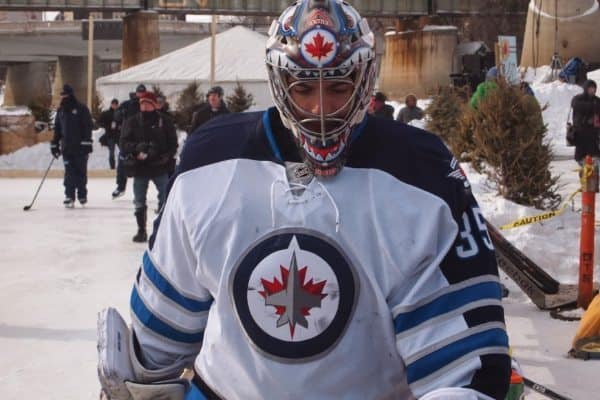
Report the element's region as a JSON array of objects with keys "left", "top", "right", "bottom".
[
  {"left": 406, "top": 328, "right": 508, "bottom": 384},
  {"left": 131, "top": 286, "right": 204, "bottom": 344},
  {"left": 143, "top": 252, "right": 213, "bottom": 313},
  {"left": 394, "top": 281, "right": 502, "bottom": 334}
]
